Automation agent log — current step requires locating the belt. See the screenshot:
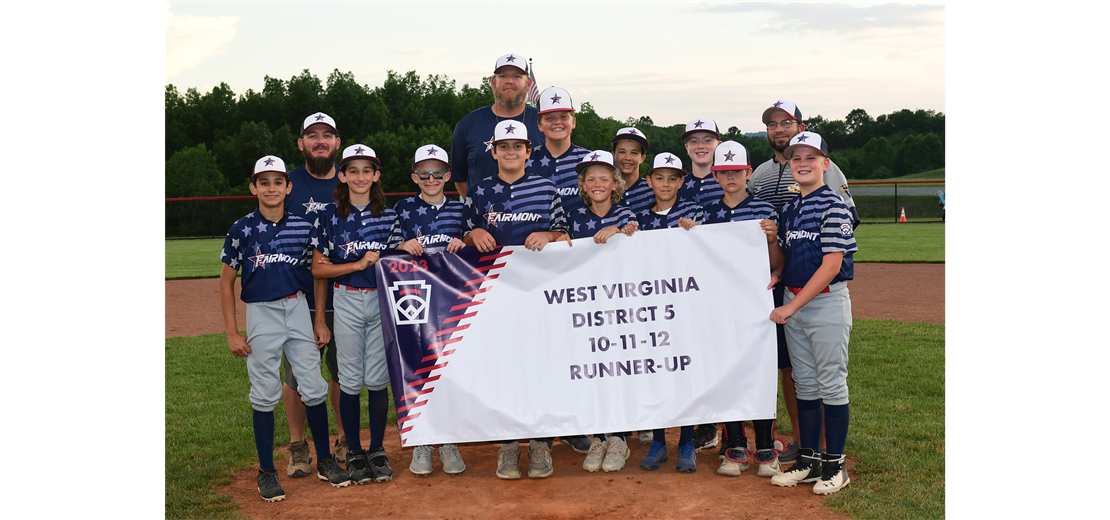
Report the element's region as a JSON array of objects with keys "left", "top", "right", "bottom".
[
  {"left": 335, "top": 282, "right": 377, "bottom": 292},
  {"left": 786, "top": 285, "right": 829, "bottom": 295},
  {"left": 283, "top": 292, "right": 300, "bottom": 299}
]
